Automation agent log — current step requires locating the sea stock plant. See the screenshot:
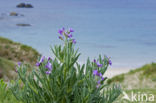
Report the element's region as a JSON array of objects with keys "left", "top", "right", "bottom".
[
  {"left": 10, "top": 28, "right": 121, "bottom": 103},
  {"left": 0, "top": 79, "right": 20, "bottom": 103},
  {"left": 0, "top": 79, "right": 8, "bottom": 102}
]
